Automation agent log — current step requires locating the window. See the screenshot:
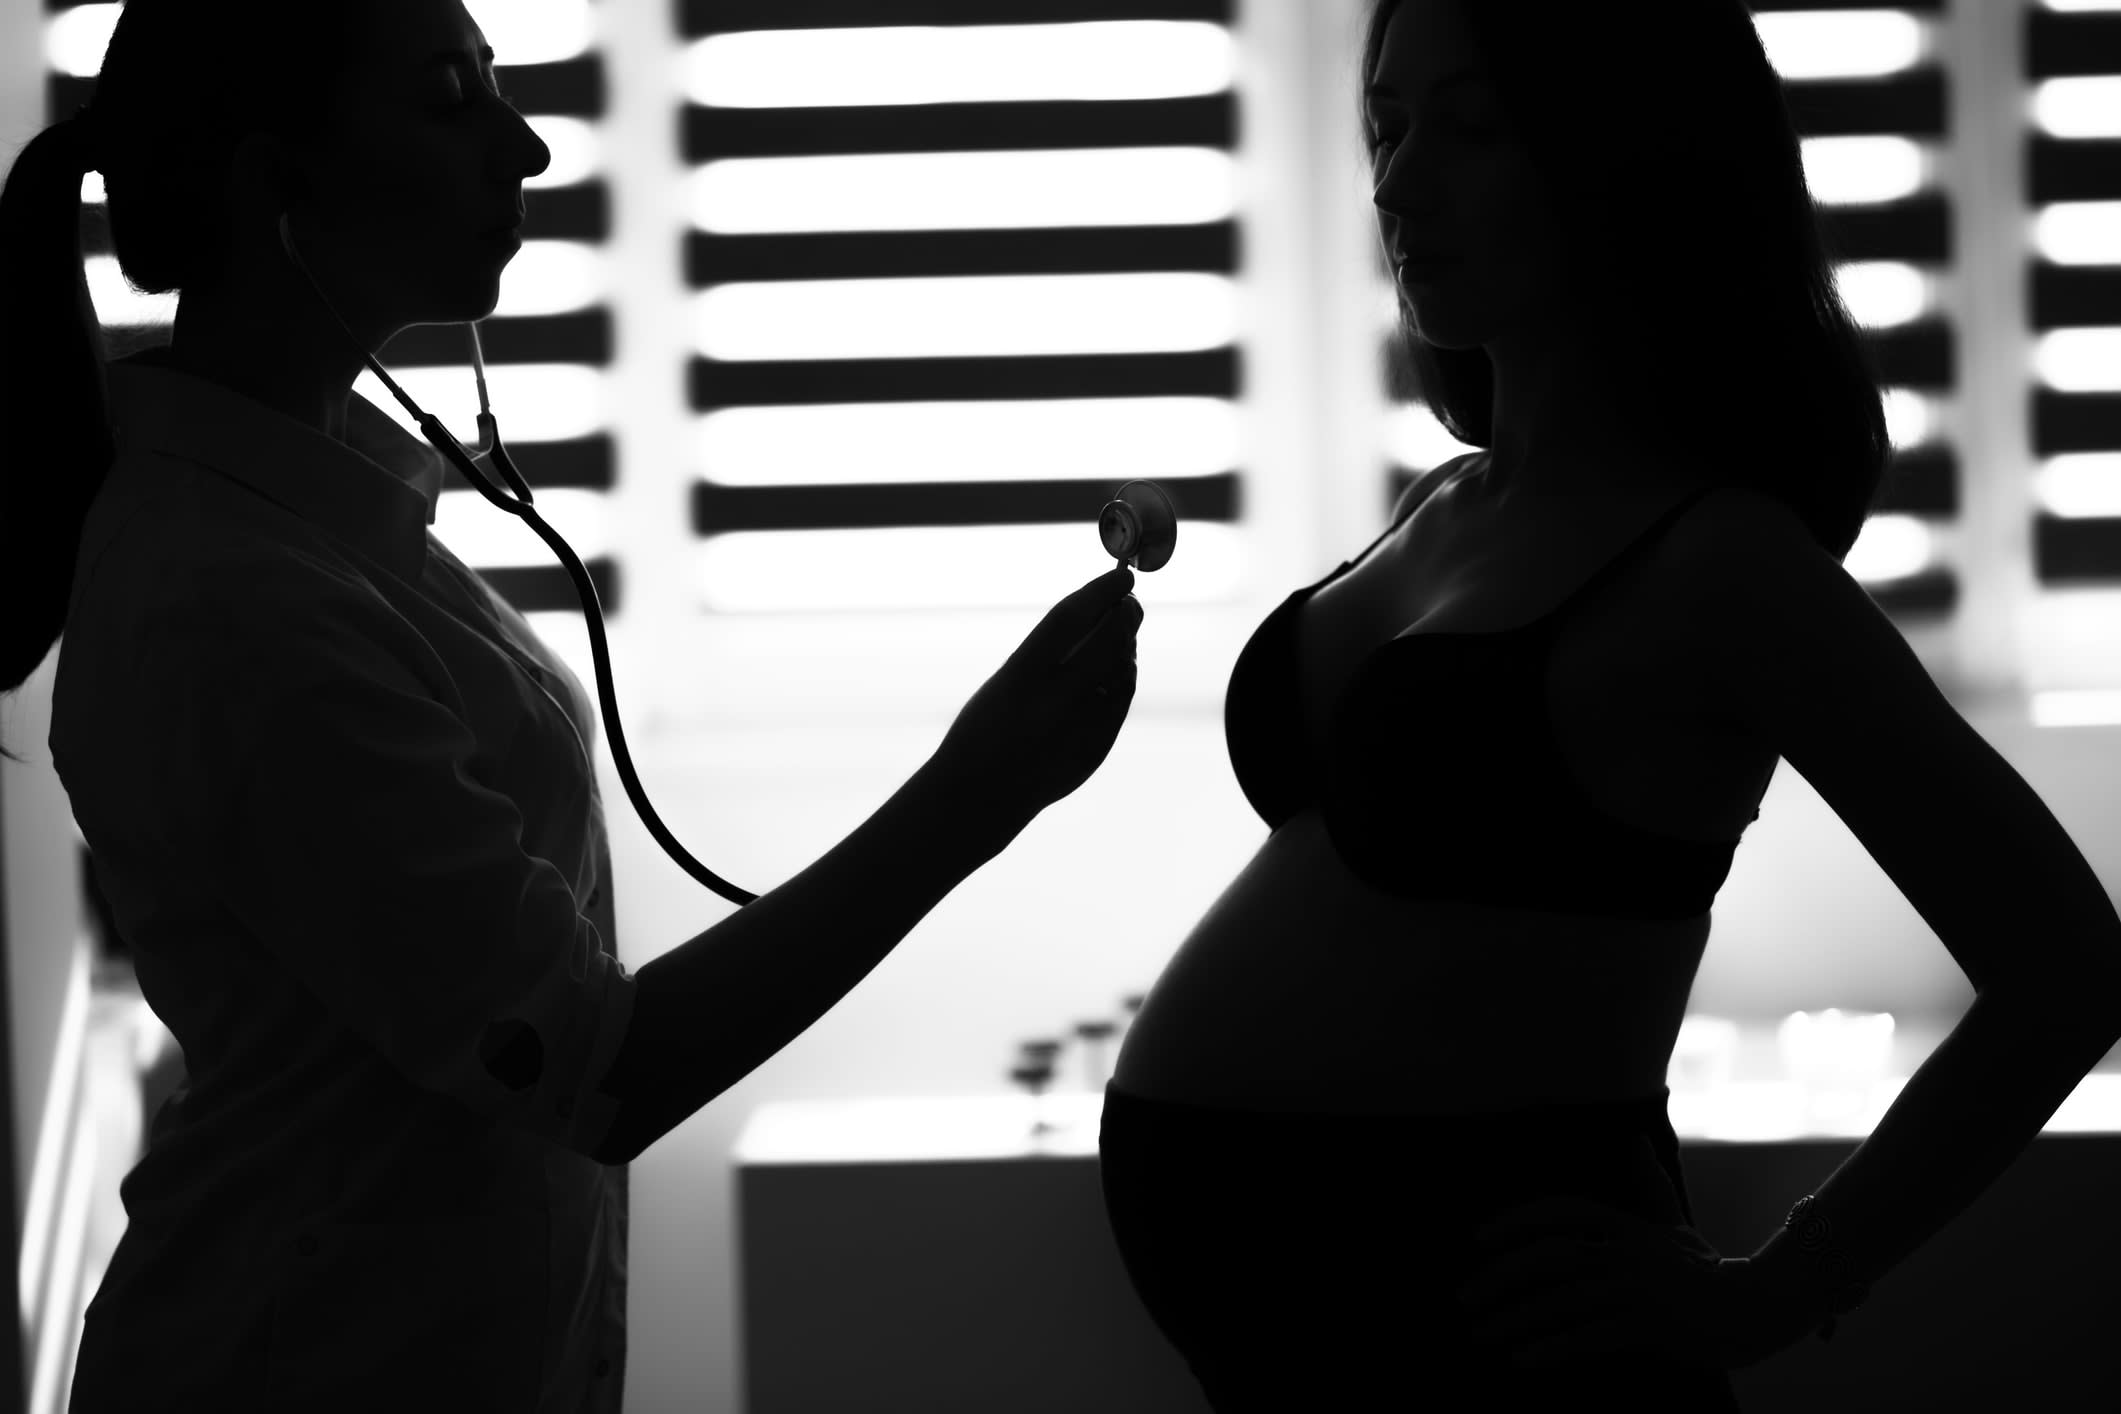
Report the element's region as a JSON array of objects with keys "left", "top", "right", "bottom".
[{"left": 681, "top": 0, "right": 1241, "bottom": 621}]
